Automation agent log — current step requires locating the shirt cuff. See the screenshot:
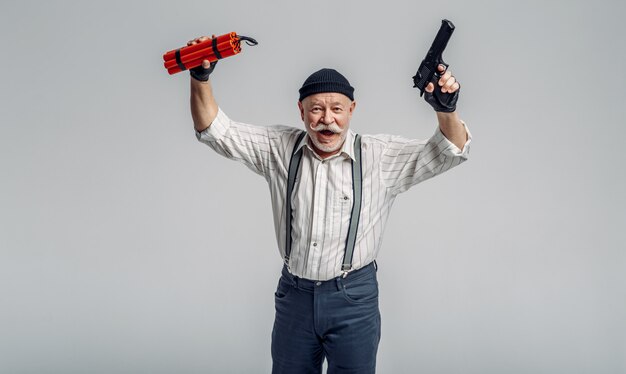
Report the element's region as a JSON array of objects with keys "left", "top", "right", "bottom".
[
  {"left": 433, "top": 120, "right": 472, "bottom": 157},
  {"left": 195, "top": 107, "right": 230, "bottom": 142}
]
